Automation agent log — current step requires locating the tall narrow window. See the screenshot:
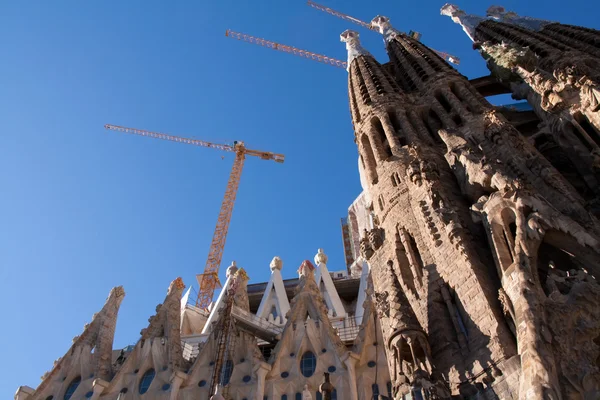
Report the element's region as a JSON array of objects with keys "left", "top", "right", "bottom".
[
  {"left": 270, "top": 305, "right": 278, "bottom": 320},
  {"left": 425, "top": 109, "right": 443, "bottom": 142},
  {"left": 139, "top": 369, "right": 155, "bottom": 394},
  {"left": 388, "top": 111, "right": 407, "bottom": 146},
  {"left": 282, "top": 395, "right": 288, "bottom": 400},
  {"left": 387, "top": 382, "right": 393, "bottom": 398},
  {"left": 360, "top": 134, "right": 378, "bottom": 183},
  {"left": 222, "top": 359, "right": 234, "bottom": 386},
  {"left": 316, "top": 392, "right": 322, "bottom": 400},
  {"left": 372, "top": 384, "right": 380, "bottom": 397},
  {"left": 407, "top": 233, "right": 425, "bottom": 274},
  {"left": 435, "top": 91, "right": 452, "bottom": 113},
  {"left": 372, "top": 117, "right": 392, "bottom": 158},
  {"left": 331, "top": 388, "right": 337, "bottom": 400},
  {"left": 454, "top": 292, "right": 469, "bottom": 339},
  {"left": 295, "top": 394, "right": 302, "bottom": 400},
  {"left": 64, "top": 377, "right": 81, "bottom": 400}
]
